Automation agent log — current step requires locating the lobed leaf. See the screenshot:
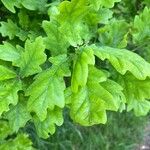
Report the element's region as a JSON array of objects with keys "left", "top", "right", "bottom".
[
  {"left": 15, "top": 36, "right": 46, "bottom": 77},
  {"left": 4, "top": 101, "right": 31, "bottom": 132},
  {"left": 26, "top": 55, "right": 69, "bottom": 121},
  {"left": 0, "top": 134, "right": 33, "bottom": 150},
  {"left": 71, "top": 47, "right": 95, "bottom": 93},
  {"left": 0, "top": 42, "right": 21, "bottom": 62},
  {"left": 70, "top": 66, "right": 125, "bottom": 126},
  {"left": 0, "top": 65, "right": 16, "bottom": 81},
  {"left": 34, "top": 107, "right": 63, "bottom": 138},
  {"left": 93, "top": 45, "right": 150, "bottom": 80},
  {"left": 118, "top": 74, "right": 150, "bottom": 116},
  {"left": 0, "top": 79, "right": 22, "bottom": 116}
]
